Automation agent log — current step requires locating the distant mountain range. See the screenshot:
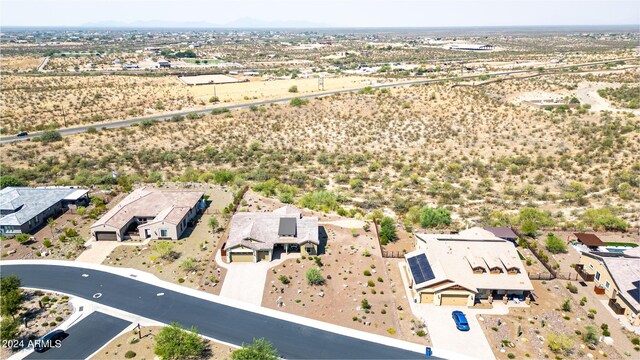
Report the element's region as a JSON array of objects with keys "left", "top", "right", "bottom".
[{"left": 82, "top": 17, "right": 328, "bottom": 28}]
